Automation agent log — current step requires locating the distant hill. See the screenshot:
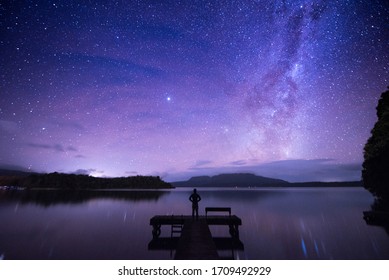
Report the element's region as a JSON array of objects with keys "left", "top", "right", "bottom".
[
  {"left": 0, "top": 169, "right": 362, "bottom": 189},
  {"left": 0, "top": 169, "right": 35, "bottom": 187},
  {"left": 0, "top": 170, "right": 173, "bottom": 189},
  {"left": 172, "top": 173, "right": 289, "bottom": 187},
  {"left": 171, "top": 173, "right": 362, "bottom": 188}
]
